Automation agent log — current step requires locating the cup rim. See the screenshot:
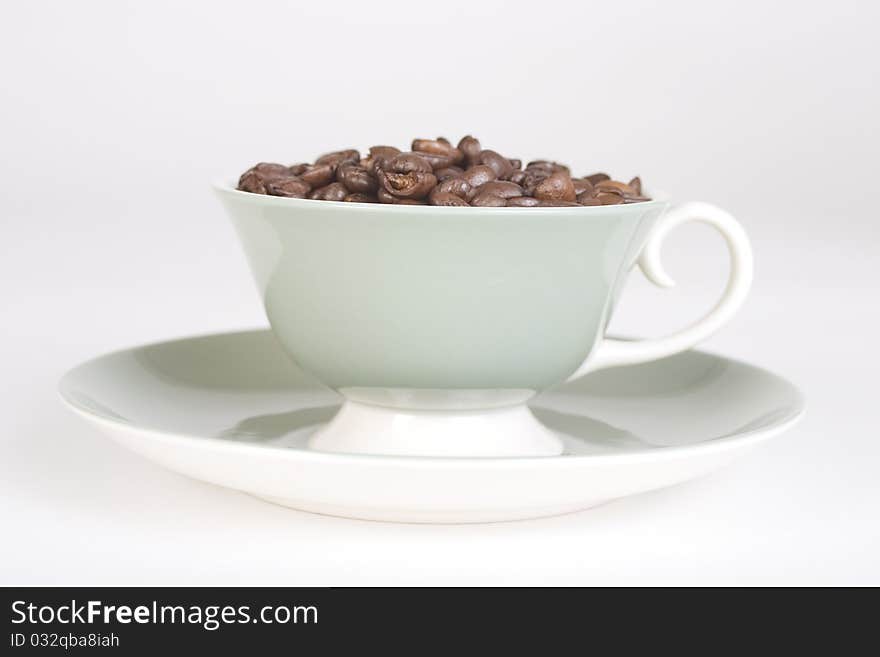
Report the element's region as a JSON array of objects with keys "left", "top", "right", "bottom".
[{"left": 213, "top": 180, "right": 669, "bottom": 214}]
